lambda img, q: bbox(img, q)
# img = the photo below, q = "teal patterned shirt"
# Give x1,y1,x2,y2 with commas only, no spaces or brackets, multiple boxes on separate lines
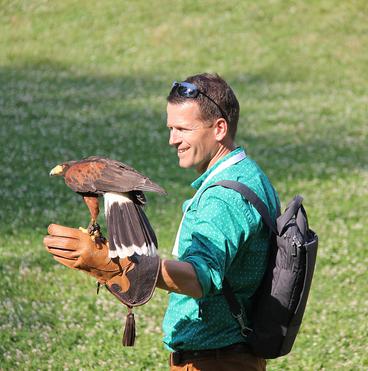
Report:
162,147,279,351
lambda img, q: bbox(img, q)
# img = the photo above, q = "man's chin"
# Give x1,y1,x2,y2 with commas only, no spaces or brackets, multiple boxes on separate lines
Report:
178,160,192,169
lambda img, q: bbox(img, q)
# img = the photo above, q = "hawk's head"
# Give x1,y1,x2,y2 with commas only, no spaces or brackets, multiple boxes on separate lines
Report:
49,161,77,176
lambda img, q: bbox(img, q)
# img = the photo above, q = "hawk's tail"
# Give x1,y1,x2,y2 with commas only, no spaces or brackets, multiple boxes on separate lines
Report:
104,192,158,259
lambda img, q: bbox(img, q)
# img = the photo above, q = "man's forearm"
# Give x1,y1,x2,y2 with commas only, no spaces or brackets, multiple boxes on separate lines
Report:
156,259,203,298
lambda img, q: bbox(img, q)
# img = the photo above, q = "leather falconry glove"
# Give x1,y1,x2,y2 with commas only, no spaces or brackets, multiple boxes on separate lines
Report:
44,224,160,346
44,224,134,287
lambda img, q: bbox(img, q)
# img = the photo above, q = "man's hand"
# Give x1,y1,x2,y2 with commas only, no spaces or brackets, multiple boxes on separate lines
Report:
43,224,133,288
44,224,162,347
44,225,202,301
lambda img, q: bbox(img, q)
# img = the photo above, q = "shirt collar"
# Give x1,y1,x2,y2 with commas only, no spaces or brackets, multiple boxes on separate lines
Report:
191,146,246,190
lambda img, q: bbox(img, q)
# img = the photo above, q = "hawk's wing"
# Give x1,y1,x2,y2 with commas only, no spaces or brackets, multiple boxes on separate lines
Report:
64,157,166,195
104,192,158,258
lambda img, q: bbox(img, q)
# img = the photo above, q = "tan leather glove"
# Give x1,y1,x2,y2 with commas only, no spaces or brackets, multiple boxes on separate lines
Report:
44,223,160,346
43,224,133,290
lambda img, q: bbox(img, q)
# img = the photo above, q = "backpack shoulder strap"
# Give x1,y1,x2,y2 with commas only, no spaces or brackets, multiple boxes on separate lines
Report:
206,180,277,335
211,180,277,235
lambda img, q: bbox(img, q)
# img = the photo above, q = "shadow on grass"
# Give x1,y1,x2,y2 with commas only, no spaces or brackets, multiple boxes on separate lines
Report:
0,61,366,238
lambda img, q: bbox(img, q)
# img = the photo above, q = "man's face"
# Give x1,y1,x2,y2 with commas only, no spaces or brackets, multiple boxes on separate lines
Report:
167,101,220,173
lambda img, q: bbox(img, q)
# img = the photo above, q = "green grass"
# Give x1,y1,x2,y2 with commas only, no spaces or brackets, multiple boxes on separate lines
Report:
0,0,367,369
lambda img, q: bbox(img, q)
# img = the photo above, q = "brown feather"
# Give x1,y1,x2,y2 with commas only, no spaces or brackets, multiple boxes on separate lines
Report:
51,156,166,238
62,157,166,195
83,195,100,221
64,161,106,194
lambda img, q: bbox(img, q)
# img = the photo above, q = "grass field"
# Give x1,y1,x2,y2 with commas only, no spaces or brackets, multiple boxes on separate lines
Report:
0,1,367,370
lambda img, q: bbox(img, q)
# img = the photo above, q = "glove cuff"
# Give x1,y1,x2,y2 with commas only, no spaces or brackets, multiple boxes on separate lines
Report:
105,254,160,307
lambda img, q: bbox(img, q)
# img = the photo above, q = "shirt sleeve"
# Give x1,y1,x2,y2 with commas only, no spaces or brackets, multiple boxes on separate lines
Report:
182,187,261,297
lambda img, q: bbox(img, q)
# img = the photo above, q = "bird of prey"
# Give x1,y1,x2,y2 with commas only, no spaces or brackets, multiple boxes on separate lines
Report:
49,156,166,258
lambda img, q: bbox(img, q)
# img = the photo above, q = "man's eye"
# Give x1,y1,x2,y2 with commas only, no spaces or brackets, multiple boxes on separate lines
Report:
168,127,192,136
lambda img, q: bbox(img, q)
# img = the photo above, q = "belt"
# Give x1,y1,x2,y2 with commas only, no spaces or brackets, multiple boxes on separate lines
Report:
170,342,252,366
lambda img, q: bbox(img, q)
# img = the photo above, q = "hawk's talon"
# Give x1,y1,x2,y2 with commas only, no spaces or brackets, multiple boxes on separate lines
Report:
88,223,101,235
79,227,89,234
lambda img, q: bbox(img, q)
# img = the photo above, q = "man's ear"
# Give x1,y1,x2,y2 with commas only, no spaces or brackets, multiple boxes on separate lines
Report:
214,118,228,141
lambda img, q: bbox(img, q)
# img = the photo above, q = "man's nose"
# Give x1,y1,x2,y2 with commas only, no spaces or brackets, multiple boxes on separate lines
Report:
169,128,181,146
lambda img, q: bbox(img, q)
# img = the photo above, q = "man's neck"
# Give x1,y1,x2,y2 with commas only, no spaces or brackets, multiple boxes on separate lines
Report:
197,143,236,174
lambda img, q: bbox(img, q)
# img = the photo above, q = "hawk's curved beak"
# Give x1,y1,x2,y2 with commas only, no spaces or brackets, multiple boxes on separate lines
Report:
49,165,64,176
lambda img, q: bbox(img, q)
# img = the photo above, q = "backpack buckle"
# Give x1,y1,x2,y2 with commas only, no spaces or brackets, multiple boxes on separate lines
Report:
231,308,253,337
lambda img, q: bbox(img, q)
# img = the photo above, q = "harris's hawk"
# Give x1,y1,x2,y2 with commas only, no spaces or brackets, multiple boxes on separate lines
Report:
50,156,166,259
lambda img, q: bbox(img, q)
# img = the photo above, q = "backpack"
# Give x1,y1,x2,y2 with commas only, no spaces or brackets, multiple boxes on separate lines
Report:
212,180,318,359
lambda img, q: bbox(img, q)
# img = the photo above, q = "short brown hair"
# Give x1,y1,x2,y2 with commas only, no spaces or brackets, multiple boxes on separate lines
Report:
167,73,240,139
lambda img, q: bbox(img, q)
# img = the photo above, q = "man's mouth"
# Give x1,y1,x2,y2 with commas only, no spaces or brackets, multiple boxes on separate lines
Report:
178,148,189,154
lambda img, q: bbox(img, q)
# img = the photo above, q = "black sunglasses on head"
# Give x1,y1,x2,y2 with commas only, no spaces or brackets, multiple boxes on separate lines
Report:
171,81,229,124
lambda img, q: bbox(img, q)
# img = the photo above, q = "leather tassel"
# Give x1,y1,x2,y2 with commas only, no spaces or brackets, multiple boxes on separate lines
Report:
122,307,135,346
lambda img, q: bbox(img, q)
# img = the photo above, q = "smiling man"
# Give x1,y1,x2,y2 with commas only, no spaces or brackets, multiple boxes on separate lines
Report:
43,73,279,370
156,74,279,370
166,100,232,173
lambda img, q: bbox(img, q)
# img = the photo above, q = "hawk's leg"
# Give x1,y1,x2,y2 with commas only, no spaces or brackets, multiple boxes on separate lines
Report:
88,219,101,239
80,195,102,240
80,221,105,243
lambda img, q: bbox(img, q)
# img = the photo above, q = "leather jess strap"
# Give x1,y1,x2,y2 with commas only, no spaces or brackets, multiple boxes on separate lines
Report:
170,342,252,366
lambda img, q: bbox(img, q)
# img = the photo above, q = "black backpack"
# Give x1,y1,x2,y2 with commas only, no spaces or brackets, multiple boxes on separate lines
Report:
212,180,318,359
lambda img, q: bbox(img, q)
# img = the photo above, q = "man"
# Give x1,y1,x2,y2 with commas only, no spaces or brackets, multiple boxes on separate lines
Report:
44,73,279,370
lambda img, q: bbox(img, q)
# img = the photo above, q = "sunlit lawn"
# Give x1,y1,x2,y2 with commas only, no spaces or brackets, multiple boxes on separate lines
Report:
0,1,367,370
